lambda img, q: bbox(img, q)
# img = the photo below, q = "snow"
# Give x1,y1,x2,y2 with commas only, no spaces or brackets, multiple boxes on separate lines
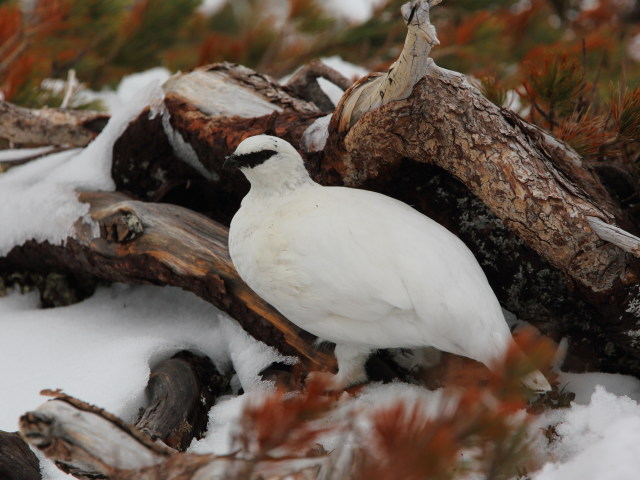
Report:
164,70,283,118
0,146,56,161
535,387,640,480
3,280,640,479
0,72,165,256
0,284,288,430
1,44,640,480
81,67,171,116
302,114,332,152
0,284,289,479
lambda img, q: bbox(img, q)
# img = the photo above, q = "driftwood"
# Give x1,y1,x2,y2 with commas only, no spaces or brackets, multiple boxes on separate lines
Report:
285,59,353,112
0,190,335,372
109,0,639,376
89,57,640,376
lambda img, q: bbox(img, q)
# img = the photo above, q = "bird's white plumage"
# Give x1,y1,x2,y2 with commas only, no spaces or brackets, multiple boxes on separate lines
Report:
227,135,550,391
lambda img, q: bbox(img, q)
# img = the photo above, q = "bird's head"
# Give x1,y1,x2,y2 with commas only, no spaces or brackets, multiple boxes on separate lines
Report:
224,135,313,193
401,0,441,46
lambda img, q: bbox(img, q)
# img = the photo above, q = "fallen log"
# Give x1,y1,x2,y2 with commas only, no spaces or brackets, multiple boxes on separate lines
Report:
16,351,230,479
0,100,108,147
19,392,327,480
0,430,41,480
0,190,335,372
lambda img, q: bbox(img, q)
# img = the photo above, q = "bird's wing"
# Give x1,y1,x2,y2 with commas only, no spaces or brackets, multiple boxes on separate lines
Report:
273,187,509,353
268,187,417,326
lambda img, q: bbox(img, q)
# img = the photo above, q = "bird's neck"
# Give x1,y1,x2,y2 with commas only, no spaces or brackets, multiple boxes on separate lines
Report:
244,171,317,199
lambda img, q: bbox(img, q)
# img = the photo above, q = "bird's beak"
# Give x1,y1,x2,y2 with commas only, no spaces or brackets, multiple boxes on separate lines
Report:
223,154,240,170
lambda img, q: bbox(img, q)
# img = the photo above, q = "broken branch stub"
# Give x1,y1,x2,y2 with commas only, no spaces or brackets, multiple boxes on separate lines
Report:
0,100,108,147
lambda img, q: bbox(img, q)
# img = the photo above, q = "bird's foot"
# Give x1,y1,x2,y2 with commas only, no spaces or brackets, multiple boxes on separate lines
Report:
305,369,368,393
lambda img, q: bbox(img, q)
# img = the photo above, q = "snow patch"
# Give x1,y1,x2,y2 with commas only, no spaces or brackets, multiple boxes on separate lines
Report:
86,67,171,116
0,146,57,162
323,0,386,22
302,114,332,152
0,77,164,256
0,284,289,433
535,386,640,480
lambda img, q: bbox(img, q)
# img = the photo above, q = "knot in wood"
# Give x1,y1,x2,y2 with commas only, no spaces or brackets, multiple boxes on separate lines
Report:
100,210,144,243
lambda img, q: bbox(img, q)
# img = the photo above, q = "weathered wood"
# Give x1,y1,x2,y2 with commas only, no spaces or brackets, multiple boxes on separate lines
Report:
111,63,324,225
324,64,640,372
135,351,231,451
285,59,353,112
20,394,171,479
0,431,41,480
0,191,335,372
587,216,640,258
19,394,326,480
335,0,441,132
0,100,108,147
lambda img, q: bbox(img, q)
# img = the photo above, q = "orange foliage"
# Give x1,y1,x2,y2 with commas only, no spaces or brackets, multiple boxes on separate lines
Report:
454,11,491,46
120,0,150,39
229,330,558,479
0,5,21,41
233,377,338,457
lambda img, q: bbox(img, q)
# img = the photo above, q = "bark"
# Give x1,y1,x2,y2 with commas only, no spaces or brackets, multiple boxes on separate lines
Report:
101,58,640,375
0,100,108,147
0,190,335,372
0,431,41,480
19,393,172,479
19,394,326,480
325,66,640,374
285,59,353,112
134,351,231,451
16,352,231,478
2,2,640,380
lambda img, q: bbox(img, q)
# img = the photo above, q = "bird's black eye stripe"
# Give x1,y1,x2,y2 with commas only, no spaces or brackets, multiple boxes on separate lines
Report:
231,149,277,169
407,4,417,23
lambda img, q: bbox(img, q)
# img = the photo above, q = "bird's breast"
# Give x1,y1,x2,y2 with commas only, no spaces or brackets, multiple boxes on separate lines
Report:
229,207,310,305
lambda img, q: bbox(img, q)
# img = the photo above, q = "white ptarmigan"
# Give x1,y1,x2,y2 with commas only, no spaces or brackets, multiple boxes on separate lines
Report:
225,134,551,392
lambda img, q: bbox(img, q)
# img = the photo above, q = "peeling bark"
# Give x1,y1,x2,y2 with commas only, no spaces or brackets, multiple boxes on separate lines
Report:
325,66,640,374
